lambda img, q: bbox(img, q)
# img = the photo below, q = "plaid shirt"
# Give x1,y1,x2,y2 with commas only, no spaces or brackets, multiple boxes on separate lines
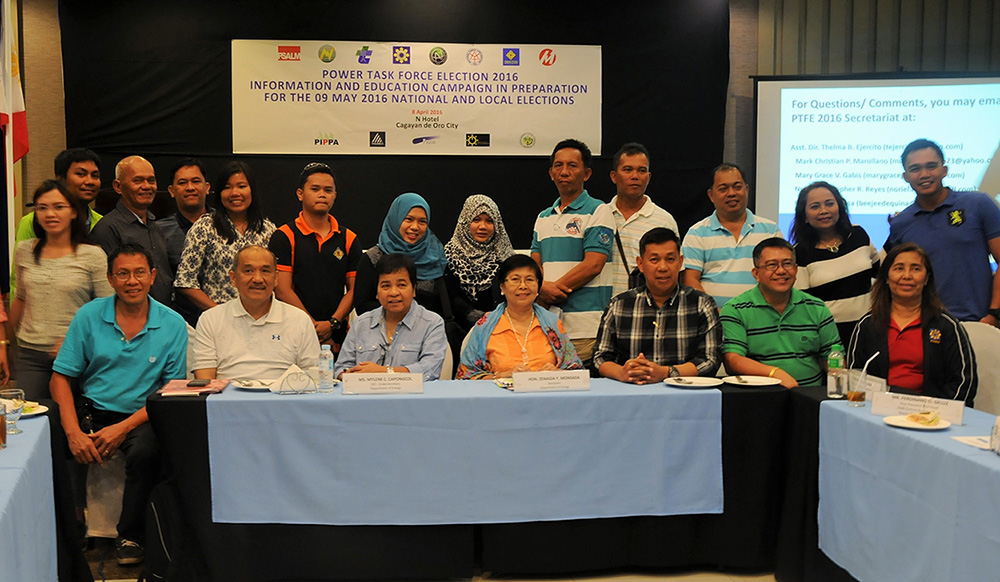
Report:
593,285,722,375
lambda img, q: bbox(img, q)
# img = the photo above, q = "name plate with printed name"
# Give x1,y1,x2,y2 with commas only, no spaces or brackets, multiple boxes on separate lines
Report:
871,391,966,425
511,370,590,392
342,373,423,395
847,369,888,393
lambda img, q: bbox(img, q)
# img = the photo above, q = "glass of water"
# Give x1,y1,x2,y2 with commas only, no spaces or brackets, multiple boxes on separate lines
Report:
0,388,25,434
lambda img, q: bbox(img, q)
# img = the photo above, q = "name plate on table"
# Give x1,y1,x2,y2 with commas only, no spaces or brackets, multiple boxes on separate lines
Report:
511,370,590,392
342,373,423,395
871,391,965,425
847,369,888,393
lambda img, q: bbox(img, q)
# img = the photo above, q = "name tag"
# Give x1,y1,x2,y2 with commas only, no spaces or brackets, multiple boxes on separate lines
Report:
343,373,423,395
871,391,966,425
511,370,590,392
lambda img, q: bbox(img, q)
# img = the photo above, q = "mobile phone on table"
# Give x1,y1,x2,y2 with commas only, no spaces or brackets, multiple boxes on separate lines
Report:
187,379,211,387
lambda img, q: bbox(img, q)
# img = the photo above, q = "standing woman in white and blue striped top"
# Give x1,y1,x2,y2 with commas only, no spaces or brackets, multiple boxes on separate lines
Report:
790,181,879,346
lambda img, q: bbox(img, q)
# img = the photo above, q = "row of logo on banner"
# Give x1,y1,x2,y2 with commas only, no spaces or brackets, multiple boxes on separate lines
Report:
278,45,559,67
318,131,530,148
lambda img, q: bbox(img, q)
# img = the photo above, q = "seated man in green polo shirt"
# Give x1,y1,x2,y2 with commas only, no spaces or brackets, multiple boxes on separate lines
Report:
720,238,840,388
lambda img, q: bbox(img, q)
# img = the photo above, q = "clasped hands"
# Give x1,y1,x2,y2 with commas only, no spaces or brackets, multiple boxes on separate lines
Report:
619,353,669,385
67,422,129,465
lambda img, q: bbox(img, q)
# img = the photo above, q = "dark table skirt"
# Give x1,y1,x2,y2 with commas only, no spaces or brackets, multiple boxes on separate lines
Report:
146,384,811,579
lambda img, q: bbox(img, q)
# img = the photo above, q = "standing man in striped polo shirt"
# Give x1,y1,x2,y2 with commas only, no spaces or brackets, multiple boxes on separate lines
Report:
682,163,782,309
531,139,615,366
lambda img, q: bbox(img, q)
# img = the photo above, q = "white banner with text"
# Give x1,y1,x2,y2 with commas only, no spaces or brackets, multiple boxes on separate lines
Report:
232,40,602,155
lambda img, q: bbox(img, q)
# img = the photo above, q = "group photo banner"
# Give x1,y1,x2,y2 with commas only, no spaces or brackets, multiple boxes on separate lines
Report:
232,40,602,155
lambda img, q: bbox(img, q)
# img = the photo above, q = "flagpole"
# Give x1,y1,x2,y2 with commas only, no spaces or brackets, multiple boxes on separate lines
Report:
2,0,14,269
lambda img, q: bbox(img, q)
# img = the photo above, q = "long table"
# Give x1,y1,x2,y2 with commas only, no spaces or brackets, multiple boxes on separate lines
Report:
206,380,723,525
819,399,1000,582
0,412,57,582
147,380,788,579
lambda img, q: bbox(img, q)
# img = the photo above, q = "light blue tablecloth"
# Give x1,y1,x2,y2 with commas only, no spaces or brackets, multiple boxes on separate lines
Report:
207,378,723,525
0,415,56,582
819,401,1000,582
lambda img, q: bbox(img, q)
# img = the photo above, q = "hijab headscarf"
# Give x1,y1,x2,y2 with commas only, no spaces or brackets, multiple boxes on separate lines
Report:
444,195,515,299
377,192,448,280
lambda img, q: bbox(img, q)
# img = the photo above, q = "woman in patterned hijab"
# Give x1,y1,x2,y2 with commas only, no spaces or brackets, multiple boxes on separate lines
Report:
444,194,515,329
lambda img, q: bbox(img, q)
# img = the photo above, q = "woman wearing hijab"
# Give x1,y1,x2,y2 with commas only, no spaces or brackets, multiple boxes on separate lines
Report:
354,193,450,317
444,194,514,332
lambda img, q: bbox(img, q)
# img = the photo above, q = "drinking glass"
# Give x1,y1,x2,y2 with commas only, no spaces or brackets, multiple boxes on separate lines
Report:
0,388,25,434
846,372,867,407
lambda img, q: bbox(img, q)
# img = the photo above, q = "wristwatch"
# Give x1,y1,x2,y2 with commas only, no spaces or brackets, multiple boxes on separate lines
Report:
329,317,343,330
667,366,681,378
988,307,1000,320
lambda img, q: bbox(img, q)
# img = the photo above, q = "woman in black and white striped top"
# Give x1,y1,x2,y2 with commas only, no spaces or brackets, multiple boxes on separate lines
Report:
790,181,879,346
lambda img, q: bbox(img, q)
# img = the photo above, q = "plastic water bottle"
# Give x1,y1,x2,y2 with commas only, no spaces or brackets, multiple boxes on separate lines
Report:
826,345,846,399
318,345,335,392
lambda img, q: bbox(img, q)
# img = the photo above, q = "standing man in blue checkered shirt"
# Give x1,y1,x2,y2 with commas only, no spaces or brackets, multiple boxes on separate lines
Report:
595,227,722,384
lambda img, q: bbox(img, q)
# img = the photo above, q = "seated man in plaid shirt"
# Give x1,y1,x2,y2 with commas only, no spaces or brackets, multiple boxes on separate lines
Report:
594,227,722,384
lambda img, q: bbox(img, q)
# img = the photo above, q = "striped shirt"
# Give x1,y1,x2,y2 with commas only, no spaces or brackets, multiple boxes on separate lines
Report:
531,190,615,339
606,195,679,298
682,209,782,307
720,286,840,386
593,284,722,376
794,225,879,329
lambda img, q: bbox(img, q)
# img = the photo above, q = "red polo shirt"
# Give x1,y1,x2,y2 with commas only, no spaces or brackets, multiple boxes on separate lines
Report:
887,317,923,391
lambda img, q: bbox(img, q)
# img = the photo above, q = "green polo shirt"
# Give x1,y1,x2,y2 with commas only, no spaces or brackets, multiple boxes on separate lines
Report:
720,286,839,386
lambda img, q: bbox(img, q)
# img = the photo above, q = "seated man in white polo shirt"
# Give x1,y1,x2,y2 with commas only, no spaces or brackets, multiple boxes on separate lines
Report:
193,245,320,379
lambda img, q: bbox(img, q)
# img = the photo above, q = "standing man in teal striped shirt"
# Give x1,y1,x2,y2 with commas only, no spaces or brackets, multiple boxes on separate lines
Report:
682,163,782,308
531,139,615,366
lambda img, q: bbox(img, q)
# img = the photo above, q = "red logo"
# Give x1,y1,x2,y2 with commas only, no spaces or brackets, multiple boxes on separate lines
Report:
278,45,301,61
538,48,556,66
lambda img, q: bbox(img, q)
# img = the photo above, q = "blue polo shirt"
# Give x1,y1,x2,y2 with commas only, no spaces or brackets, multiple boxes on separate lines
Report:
53,295,188,414
886,190,1000,321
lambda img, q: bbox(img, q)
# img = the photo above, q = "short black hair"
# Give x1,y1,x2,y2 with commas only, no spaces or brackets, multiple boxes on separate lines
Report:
550,138,592,169
901,138,945,168
107,243,154,275
169,158,208,185
54,148,101,179
709,163,745,188
752,237,794,266
639,227,680,256
375,253,417,286
611,142,650,172
231,244,276,272
497,254,542,284
297,162,336,190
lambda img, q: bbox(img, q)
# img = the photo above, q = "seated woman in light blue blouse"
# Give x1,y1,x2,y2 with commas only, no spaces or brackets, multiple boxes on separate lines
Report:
335,253,447,381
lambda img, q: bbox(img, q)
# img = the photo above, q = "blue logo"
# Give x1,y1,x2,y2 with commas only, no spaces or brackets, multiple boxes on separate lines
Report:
356,45,373,64
503,48,520,66
393,46,411,64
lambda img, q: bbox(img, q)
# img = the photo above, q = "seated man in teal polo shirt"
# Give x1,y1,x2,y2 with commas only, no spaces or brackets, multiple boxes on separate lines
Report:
50,243,188,566
720,238,839,388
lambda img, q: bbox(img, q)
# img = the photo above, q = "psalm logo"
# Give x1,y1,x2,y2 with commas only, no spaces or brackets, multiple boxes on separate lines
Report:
278,45,301,61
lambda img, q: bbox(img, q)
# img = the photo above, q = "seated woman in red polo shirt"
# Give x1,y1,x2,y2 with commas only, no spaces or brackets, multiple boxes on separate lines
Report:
847,242,977,405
